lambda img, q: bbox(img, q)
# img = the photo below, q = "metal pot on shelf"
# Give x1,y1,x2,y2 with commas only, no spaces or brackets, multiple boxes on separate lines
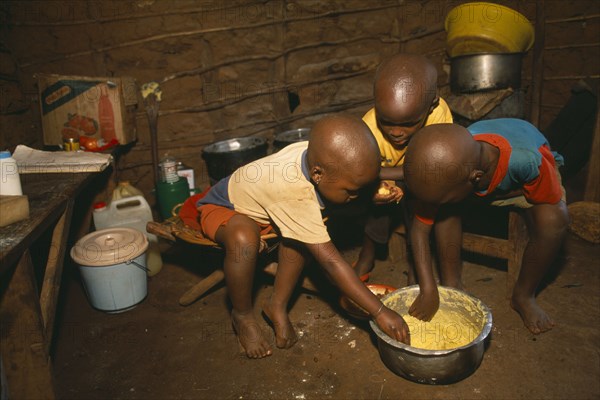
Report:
201,137,268,184
272,128,310,153
450,52,524,94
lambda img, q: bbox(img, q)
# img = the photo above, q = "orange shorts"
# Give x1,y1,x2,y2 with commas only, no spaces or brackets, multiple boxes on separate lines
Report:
198,204,273,242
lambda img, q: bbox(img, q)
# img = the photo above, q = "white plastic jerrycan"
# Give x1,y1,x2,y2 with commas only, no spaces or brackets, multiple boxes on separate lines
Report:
93,195,163,276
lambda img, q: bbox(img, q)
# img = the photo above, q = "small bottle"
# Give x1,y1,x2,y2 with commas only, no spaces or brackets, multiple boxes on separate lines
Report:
0,150,23,196
92,201,108,230
160,154,179,183
112,181,144,201
62,128,80,152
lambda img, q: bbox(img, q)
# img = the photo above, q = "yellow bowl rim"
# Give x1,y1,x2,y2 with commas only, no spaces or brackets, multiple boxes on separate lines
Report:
444,2,534,54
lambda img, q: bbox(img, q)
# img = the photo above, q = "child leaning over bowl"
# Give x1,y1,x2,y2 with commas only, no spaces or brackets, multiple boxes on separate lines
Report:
354,53,455,285
195,114,410,358
403,118,569,334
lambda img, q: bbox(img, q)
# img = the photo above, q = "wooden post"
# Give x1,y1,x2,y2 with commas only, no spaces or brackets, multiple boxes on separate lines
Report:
530,0,546,127
0,251,56,399
583,100,600,202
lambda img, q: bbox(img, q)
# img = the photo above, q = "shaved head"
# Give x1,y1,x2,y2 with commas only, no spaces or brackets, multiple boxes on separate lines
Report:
374,54,439,122
404,124,481,204
308,114,380,178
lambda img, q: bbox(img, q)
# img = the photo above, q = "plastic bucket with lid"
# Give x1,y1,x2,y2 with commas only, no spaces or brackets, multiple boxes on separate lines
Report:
71,227,149,313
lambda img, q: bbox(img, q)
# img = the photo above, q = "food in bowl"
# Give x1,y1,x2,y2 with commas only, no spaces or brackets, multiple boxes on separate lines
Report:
400,306,481,350
339,283,397,320
369,285,492,384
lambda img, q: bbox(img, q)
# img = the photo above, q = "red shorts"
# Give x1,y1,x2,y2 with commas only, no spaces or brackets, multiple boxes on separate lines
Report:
198,204,273,242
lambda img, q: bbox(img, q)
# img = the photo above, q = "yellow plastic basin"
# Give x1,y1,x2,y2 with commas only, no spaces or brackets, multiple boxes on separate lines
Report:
445,2,535,57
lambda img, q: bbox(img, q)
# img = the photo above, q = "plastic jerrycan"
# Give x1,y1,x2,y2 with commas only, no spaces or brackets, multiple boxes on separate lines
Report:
93,195,163,276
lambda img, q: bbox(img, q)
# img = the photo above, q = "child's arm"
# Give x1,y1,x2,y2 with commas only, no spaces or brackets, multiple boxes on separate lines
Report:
305,241,410,344
407,216,440,321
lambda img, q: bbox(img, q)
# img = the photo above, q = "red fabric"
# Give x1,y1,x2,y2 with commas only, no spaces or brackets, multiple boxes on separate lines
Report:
412,200,437,226
178,187,211,230
522,145,562,204
197,204,274,242
473,133,511,197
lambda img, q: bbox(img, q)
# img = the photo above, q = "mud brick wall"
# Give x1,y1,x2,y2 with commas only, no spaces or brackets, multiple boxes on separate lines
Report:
1,0,598,198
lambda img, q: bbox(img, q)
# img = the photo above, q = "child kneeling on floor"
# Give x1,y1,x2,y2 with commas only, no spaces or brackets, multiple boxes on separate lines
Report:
196,114,410,358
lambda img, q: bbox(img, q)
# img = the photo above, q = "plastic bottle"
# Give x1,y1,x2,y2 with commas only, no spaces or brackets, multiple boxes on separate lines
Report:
159,154,180,183
0,150,23,196
112,181,144,201
92,196,163,276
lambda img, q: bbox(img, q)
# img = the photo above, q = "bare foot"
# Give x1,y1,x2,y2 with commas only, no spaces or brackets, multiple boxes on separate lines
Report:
262,302,298,349
510,294,555,334
231,310,272,359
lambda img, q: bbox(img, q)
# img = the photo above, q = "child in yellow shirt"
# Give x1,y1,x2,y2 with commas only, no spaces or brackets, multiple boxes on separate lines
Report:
355,53,455,283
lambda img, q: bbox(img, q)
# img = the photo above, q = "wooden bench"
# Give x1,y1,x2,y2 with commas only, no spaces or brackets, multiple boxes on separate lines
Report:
390,206,528,298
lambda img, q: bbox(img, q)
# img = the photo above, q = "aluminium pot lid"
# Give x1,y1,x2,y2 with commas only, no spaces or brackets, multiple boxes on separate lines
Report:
71,227,149,266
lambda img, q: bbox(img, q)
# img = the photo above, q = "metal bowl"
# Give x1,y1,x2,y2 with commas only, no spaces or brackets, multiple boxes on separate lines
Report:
273,128,310,152
450,52,524,93
369,285,492,385
201,137,268,183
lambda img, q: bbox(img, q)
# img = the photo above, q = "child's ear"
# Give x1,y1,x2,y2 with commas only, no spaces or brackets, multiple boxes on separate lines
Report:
468,170,484,187
428,95,440,115
311,165,324,185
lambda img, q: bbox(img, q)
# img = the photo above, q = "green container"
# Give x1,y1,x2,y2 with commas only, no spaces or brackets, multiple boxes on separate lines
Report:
156,179,189,220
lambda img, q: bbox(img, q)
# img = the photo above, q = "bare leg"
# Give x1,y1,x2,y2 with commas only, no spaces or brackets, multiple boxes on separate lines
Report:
435,205,463,290
402,202,417,286
263,239,306,349
511,202,568,334
354,235,376,277
215,215,272,359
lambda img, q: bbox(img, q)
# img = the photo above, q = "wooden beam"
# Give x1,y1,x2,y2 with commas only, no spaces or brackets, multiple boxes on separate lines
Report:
530,0,546,127
584,99,600,202
0,250,56,399
39,201,74,355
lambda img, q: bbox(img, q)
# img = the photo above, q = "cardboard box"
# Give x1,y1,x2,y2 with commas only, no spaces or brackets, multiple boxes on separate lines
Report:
37,73,138,147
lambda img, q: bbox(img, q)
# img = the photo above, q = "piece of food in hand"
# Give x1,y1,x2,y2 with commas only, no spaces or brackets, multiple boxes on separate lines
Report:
378,187,391,195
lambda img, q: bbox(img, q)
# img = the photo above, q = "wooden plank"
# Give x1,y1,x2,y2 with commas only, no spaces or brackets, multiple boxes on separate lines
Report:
0,250,56,399
179,269,225,306
39,201,74,355
583,100,600,202
530,0,546,127
462,232,512,259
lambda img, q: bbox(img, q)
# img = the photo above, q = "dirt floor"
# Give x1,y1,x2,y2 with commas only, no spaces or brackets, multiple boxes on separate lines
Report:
53,219,600,400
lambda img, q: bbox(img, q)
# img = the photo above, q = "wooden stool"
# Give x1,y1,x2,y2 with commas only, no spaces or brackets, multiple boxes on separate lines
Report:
462,207,528,298
147,217,317,306
390,206,528,298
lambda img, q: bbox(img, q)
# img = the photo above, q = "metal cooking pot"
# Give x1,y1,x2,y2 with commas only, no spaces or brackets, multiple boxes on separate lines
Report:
369,285,492,385
450,52,524,93
273,128,310,152
202,137,268,184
